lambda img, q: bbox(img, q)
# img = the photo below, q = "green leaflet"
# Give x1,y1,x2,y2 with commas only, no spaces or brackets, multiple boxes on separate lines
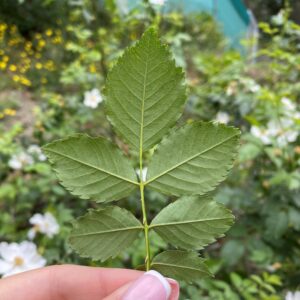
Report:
69,207,143,261
150,196,234,250
146,122,240,196
151,250,211,283
43,134,138,202
105,28,186,152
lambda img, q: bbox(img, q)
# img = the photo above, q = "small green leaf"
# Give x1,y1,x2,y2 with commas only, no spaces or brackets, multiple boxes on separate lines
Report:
146,122,240,196
43,134,138,202
69,206,143,261
105,28,186,152
151,250,211,282
150,196,234,250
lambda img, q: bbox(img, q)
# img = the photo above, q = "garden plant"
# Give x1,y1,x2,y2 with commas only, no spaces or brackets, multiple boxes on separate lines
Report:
43,28,240,281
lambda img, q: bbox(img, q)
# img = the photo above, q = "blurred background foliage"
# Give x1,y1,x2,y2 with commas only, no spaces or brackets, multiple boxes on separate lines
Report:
0,0,300,299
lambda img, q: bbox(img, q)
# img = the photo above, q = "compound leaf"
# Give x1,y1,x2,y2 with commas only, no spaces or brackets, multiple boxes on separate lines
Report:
150,196,234,250
43,134,138,202
146,122,240,196
151,250,211,282
105,28,186,152
69,206,143,261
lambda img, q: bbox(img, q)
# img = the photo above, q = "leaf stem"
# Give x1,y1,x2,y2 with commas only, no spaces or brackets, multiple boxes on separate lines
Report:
139,42,150,271
140,181,151,271
139,143,150,270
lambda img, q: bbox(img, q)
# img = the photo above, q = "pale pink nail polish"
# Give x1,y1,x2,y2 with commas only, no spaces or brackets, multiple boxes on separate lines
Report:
122,270,172,300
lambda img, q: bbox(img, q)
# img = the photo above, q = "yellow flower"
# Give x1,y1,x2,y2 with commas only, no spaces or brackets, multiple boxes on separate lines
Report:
38,39,46,48
0,62,7,70
9,64,17,72
89,64,97,73
20,52,27,58
45,60,55,71
45,29,53,36
4,108,16,116
35,62,42,70
3,56,9,62
20,77,31,86
35,53,42,59
25,41,32,51
52,36,62,44
12,75,20,82
41,77,48,84
0,23,7,32
0,50,4,55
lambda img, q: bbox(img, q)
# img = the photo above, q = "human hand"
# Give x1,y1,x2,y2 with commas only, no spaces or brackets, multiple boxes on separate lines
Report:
0,265,179,300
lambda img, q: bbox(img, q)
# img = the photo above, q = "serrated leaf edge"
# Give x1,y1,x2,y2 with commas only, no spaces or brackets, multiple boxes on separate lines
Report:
68,207,143,262
145,121,241,197
149,197,235,250
43,133,139,202
104,28,187,152
151,250,212,281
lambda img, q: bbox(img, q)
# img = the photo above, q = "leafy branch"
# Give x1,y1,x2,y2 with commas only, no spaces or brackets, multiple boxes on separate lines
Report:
43,28,240,282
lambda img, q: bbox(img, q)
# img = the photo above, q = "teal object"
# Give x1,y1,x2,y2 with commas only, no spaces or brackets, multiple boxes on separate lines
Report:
127,0,252,49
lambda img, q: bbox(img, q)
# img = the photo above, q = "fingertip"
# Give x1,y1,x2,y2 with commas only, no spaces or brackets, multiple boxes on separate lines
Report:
119,270,179,300
167,278,180,300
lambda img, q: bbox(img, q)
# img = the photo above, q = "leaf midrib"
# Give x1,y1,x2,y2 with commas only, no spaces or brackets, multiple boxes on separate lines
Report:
70,225,143,237
145,133,238,185
150,216,232,229
45,149,139,186
139,38,149,162
151,262,206,273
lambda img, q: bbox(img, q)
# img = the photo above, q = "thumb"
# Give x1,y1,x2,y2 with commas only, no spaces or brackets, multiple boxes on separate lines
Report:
104,271,179,300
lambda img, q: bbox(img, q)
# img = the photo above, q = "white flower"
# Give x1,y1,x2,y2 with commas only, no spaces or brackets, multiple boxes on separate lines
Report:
269,119,298,146
277,130,298,147
272,10,284,26
27,144,46,161
250,126,272,145
8,152,34,170
281,97,296,112
286,291,300,300
215,112,230,124
28,212,60,239
149,0,166,5
135,167,148,182
0,241,46,277
83,88,103,109
249,83,260,93
251,119,299,147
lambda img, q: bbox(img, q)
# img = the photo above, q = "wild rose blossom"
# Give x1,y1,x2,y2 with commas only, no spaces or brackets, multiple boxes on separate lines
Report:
28,212,60,239
83,88,103,108
0,241,46,277
215,112,230,124
8,152,34,170
27,144,47,161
